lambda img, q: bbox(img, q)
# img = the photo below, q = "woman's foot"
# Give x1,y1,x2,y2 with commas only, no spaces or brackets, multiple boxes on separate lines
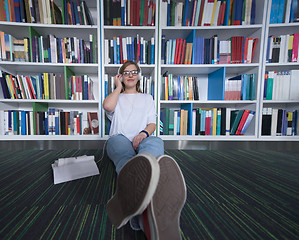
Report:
106,153,160,228
145,155,187,240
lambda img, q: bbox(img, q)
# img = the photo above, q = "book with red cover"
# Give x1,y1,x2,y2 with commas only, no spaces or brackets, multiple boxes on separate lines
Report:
217,1,223,26
10,0,16,22
205,110,212,135
243,37,249,63
26,76,36,99
0,0,6,21
251,38,258,63
136,0,140,26
239,36,244,63
76,113,81,134
173,39,180,64
233,36,241,64
292,33,299,62
231,37,235,63
236,109,250,135
143,0,149,26
235,36,239,63
176,39,183,64
180,39,186,64
198,0,206,26
88,112,99,134
220,1,226,25
130,0,134,25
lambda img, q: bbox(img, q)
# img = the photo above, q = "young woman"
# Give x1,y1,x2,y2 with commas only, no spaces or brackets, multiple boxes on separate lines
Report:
103,61,186,240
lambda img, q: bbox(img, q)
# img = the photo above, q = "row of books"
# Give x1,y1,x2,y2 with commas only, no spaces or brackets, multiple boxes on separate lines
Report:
0,70,95,100
161,35,258,65
160,107,255,136
263,70,299,101
62,0,94,25
0,32,96,64
103,0,156,26
0,0,94,25
266,33,299,63
270,0,299,24
161,0,256,27
104,35,155,65
225,73,256,100
160,74,200,100
262,108,298,136
160,72,256,101
104,74,154,98
0,109,99,136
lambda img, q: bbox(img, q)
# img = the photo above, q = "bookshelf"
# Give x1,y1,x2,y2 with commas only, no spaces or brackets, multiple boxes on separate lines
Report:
0,0,101,140
1,0,299,142
259,0,299,140
157,0,268,140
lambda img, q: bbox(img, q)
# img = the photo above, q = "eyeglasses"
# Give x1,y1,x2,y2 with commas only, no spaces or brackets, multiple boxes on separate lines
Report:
122,70,139,76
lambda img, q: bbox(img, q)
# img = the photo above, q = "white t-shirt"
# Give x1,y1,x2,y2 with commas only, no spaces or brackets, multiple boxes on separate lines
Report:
106,93,156,142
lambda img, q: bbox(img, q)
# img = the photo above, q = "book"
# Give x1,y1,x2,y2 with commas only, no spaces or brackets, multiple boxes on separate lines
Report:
236,109,250,135
289,70,299,100
230,109,244,135
88,112,99,134
262,108,272,135
240,110,255,135
208,67,225,100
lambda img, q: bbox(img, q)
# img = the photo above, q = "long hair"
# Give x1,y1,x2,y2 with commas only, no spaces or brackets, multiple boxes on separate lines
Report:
118,61,142,93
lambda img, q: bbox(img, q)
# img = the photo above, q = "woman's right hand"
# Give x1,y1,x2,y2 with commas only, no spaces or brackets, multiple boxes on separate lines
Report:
103,73,123,112
114,74,123,89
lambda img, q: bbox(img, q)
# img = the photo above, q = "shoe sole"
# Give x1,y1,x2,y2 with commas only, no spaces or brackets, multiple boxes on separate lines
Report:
148,155,187,240
107,153,160,229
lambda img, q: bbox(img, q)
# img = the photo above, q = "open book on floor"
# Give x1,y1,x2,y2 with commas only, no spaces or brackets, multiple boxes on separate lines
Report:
52,155,99,184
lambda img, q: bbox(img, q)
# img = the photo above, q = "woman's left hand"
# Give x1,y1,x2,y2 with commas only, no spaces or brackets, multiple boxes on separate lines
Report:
132,132,147,150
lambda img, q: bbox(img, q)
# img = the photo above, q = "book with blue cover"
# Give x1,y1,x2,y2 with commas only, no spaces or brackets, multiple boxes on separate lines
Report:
208,67,226,100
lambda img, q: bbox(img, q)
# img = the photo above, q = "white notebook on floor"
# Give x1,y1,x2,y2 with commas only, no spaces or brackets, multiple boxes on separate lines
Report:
52,155,100,184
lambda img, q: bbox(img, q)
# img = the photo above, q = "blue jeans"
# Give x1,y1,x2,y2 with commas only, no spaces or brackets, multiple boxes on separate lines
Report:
106,134,164,174
106,134,164,231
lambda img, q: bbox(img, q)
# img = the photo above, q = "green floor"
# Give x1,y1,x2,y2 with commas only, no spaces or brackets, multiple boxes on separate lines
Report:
0,149,298,239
